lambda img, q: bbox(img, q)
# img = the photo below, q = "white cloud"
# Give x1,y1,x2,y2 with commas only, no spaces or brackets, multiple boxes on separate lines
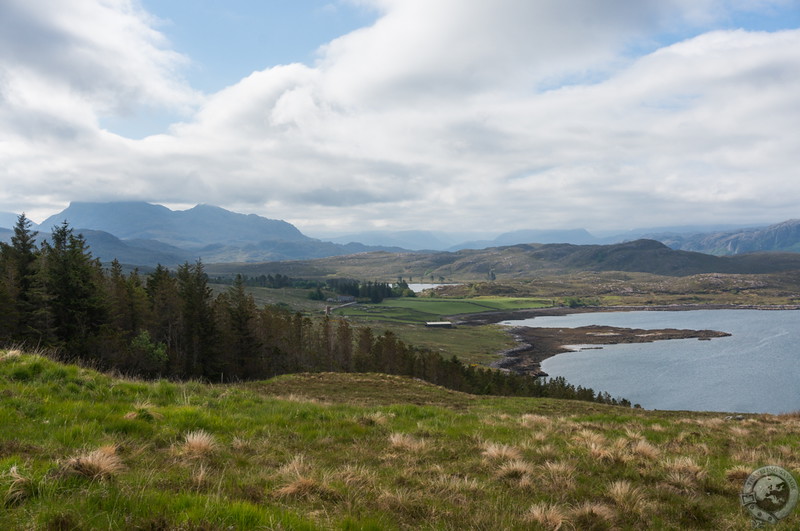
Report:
1,0,798,234
0,0,200,131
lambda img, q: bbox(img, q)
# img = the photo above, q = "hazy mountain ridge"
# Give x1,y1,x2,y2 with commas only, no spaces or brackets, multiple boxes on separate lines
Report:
13,202,407,265
655,219,800,255
3,202,800,267
38,202,308,248
206,238,800,280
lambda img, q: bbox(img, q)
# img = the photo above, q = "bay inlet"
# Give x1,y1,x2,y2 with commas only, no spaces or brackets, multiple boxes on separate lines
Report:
502,309,800,414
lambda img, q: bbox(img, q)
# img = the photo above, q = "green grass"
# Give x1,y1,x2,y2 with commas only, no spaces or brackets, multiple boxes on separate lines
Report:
334,297,551,324
2,350,799,529
332,297,549,364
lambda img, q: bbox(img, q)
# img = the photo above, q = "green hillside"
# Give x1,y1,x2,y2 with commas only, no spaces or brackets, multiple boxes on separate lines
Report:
2,350,798,529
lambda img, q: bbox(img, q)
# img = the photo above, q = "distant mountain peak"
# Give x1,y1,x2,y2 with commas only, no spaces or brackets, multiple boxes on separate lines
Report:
39,201,309,248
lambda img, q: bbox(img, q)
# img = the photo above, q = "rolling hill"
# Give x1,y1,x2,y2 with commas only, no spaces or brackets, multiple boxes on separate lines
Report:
205,238,800,280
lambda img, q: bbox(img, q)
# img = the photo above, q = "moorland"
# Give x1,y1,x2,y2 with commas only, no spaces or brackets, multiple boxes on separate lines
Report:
3,211,800,529
2,350,799,529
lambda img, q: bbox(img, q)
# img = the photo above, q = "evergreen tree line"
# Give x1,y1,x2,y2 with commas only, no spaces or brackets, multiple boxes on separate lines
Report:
0,215,630,406
212,273,293,289
325,278,413,302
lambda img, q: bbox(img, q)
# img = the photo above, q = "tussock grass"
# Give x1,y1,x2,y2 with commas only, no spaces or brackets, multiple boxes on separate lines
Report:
607,480,652,519
524,502,570,530
61,445,124,481
388,432,427,452
179,430,218,459
569,500,616,527
630,439,661,461
2,353,800,529
495,459,535,481
481,442,522,461
520,413,552,428
4,466,34,506
277,455,311,480
273,477,332,500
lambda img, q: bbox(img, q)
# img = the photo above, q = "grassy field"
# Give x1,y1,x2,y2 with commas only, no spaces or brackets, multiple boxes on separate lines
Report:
206,287,540,366
2,350,799,529
334,297,551,324
332,297,550,365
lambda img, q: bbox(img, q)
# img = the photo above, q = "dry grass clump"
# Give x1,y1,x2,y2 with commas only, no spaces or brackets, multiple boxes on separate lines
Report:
230,436,253,453
536,461,576,494
724,465,752,484
630,439,660,461
530,443,560,461
569,501,616,527
0,349,23,361
5,466,34,506
180,430,218,459
62,445,124,481
481,442,522,462
429,473,480,493
693,417,725,428
623,427,644,441
587,442,613,462
278,455,312,480
664,456,707,482
520,414,552,428
660,456,708,493
272,456,338,501
388,433,427,452
336,464,377,488
572,428,606,447
728,425,749,437
123,401,163,421
273,478,322,499
495,459,535,481
524,502,570,530
606,480,650,515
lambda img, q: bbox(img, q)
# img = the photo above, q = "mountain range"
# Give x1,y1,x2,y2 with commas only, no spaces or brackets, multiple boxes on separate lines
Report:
1,202,799,267
205,238,800,280
2,202,404,266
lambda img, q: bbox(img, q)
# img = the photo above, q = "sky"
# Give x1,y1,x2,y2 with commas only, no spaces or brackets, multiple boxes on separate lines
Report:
1,0,799,237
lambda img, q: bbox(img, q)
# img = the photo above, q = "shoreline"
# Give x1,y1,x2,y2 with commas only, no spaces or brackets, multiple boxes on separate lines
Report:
455,304,795,377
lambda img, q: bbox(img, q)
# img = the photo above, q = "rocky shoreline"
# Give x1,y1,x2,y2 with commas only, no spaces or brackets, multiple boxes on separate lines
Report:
455,304,795,377
492,324,730,376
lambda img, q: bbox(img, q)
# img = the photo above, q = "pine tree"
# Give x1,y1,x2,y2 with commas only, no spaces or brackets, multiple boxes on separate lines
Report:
40,221,108,357
217,274,262,380
0,214,49,343
176,261,218,379
145,264,181,370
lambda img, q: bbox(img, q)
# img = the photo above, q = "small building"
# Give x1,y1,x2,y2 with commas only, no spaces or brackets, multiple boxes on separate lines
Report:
425,321,454,328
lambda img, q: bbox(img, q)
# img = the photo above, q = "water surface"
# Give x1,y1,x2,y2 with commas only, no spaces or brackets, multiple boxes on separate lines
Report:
502,310,799,414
